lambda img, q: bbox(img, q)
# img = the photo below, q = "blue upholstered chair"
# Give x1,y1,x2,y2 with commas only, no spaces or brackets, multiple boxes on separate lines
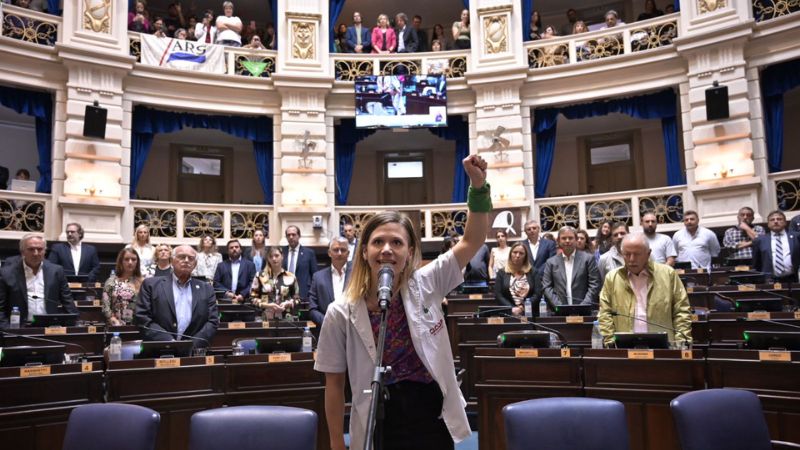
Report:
188,405,317,450
503,397,630,450
62,403,160,450
671,389,800,450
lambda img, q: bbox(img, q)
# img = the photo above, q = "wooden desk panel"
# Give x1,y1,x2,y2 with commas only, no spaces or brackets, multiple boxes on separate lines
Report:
2,327,106,355
211,322,303,348
707,313,800,343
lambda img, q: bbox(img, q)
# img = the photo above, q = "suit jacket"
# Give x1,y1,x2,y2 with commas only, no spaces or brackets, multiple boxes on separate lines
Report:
283,245,318,300
47,242,101,282
0,259,76,328
213,258,257,299
308,263,352,327
542,251,600,307
371,27,397,53
494,269,541,308
416,28,429,52
396,25,419,53
752,231,800,280
526,238,557,273
134,275,219,347
345,25,371,52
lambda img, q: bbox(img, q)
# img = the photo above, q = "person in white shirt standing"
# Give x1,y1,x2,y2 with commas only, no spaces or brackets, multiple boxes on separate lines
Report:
215,1,242,47
641,212,677,266
47,222,101,282
195,9,218,45
672,210,720,269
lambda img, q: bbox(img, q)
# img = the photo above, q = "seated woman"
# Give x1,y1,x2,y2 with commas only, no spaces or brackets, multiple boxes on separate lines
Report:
145,243,172,278
102,248,143,326
494,242,541,316
193,234,222,281
250,246,300,319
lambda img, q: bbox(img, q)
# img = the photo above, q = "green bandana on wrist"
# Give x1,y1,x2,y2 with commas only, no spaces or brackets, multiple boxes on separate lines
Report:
467,182,492,213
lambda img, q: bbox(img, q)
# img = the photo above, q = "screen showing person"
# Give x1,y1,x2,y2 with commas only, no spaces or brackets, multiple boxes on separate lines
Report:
355,75,447,128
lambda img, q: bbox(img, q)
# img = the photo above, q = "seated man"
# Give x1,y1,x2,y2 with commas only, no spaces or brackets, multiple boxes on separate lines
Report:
47,222,101,282
213,239,256,303
0,234,77,328
134,245,219,347
308,237,351,327
752,210,800,282
598,233,692,347
542,226,600,307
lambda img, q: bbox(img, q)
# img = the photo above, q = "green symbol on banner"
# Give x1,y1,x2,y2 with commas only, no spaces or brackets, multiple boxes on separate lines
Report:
241,60,268,77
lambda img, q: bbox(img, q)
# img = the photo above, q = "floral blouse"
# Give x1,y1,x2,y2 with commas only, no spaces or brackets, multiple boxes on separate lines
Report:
193,252,222,280
250,269,300,305
102,274,141,325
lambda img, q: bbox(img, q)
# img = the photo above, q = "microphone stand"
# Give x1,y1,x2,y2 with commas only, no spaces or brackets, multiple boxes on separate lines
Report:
1,330,89,361
364,294,391,450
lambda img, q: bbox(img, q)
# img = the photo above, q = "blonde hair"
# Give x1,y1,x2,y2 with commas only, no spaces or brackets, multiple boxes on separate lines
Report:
504,242,532,274
344,211,421,304
132,224,151,246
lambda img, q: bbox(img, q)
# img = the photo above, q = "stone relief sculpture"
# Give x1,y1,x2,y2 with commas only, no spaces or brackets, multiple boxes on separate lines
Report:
483,15,507,54
698,0,726,13
84,0,112,33
292,22,315,60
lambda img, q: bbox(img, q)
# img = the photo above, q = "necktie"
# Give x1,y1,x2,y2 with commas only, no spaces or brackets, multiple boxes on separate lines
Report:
774,233,786,276
205,24,211,43
289,249,296,274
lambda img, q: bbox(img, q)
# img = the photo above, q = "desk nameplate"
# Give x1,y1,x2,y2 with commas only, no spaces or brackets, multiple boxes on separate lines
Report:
759,351,791,362
43,326,67,335
514,348,539,358
747,312,771,320
627,350,655,360
154,358,181,368
20,366,51,377
565,316,583,324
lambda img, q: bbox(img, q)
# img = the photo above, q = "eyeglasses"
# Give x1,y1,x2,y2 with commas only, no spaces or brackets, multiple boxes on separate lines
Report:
174,254,196,262
330,248,349,254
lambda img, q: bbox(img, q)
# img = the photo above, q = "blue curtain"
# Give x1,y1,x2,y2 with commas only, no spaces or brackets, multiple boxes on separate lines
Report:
270,0,278,48
430,115,470,203
48,0,61,15
761,58,800,173
334,118,375,205
463,0,469,9
0,85,53,193
533,89,682,197
522,0,533,42
330,0,347,52
131,106,274,203
674,0,680,12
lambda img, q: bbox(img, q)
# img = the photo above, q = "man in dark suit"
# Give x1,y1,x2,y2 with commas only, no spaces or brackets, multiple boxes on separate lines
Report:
753,210,800,282
344,11,371,53
395,12,419,53
47,222,100,282
524,219,557,273
135,245,219,347
0,234,76,328
542,226,601,308
213,239,256,303
308,237,352,327
412,15,428,52
283,225,318,300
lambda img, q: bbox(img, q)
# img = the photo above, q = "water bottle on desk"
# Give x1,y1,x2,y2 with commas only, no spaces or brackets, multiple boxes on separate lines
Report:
302,327,313,353
539,298,548,318
591,320,604,349
109,332,122,361
10,307,20,329
523,298,532,318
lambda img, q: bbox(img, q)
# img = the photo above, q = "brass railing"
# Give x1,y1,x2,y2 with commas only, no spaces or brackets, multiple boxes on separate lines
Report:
1,4,59,47
753,0,800,22
332,50,468,81
338,203,470,239
132,201,270,242
0,191,49,234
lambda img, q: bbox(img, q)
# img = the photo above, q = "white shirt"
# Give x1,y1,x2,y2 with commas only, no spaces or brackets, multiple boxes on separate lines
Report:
24,262,45,321
562,252,575,304
215,15,242,44
331,264,347,303
194,22,218,43
398,26,406,52
770,231,792,277
70,242,82,275
347,240,356,262
646,233,677,264
315,250,471,450
598,246,625,281
288,247,298,274
528,240,540,263
230,258,241,293
672,226,720,269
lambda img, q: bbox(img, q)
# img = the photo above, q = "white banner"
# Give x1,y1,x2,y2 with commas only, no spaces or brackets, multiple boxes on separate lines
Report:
140,34,225,74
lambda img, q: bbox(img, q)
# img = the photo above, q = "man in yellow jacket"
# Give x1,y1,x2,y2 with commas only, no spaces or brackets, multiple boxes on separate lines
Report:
598,232,692,347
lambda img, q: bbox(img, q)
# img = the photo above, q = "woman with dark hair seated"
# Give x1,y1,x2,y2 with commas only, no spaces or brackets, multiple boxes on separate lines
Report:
494,242,541,316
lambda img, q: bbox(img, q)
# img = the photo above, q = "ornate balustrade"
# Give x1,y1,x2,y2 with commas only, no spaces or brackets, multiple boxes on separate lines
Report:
0,191,49,236
771,169,800,212
753,0,800,22
127,32,276,77
537,186,686,233
525,14,678,69
131,200,271,243
338,203,470,239
331,49,468,81
1,4,59,47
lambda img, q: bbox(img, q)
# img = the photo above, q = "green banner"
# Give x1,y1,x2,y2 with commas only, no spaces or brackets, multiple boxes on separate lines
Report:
242,60,268,77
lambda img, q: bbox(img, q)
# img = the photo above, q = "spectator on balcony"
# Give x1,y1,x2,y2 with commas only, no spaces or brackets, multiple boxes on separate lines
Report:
542,25,558,39
601,9,624,29
193,234,222,281
174,28,187,40
128,0,151,33
215,1,242,47
195,9,217,44
15,169,30,180
128,224,155,272
572,20,588,34
187,16,197,40
334,23,348,53
243,34,266,50
371,14,397,54
431,23,449,50
396,13,419,53
152,17,167,38
452,8,471,49
638,0,664,21
245,229,268,273
242,19,261,47
264,23,276,50
431,39,443,51
529,10,542,40
412,15,429,52
345,11,371,54
594,220,614,256
163,2,186,37
559,8,579,37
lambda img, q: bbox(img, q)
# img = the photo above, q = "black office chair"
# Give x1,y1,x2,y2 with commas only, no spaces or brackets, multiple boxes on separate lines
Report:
671,388,800,450
189,405,317,450
503,397,630,450
62,403,160,450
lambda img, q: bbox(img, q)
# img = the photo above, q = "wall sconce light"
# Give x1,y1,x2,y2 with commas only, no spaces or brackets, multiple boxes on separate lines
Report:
85,185,102,196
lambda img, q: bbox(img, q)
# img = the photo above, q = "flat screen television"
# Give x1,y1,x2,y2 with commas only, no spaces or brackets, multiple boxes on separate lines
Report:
355,75,447,128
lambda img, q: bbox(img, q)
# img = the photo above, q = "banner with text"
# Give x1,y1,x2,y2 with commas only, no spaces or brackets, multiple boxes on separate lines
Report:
141,34,225,74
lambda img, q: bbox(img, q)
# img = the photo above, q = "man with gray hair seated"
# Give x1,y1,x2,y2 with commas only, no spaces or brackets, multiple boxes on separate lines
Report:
308,237,352,327
542,226,601,309
598,233,692,347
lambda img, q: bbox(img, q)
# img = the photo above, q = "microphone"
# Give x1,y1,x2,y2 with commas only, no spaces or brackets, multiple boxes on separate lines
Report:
377,265,394,310
759,290,799,310
497,313,570,348
136,324,210,347
609,310,692,345
735,317,800,330
471,306,513,319
1,330,89,358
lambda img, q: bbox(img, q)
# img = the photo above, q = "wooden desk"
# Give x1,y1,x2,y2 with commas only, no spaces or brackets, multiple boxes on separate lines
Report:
474,348,583,450
2,326,107,355
0,361,103,450
445,297,498,358
707,349,800,443
74,299,104,323
211,321,305,348
225,353,329,450
707,312,800,343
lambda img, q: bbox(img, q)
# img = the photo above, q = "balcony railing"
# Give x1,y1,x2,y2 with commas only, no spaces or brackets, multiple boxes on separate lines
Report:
1,4,59,47
132,200,271,243
525,14,678,69
332,49,468,81
0,191,50,236
753,0,800,22
338,203,473,239
770,169,800,212
537,185,686,233
128,32,276,78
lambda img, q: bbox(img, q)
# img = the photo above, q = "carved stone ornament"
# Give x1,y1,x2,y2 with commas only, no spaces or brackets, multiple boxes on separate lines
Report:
698,0,726,13
83,0,112,33
483,14,507,54
292,21,315,60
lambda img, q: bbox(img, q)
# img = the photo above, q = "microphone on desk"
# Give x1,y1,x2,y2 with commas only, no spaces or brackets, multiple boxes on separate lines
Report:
609,310,692,346
239,302,318,345
136,324,209,347
496,312,570,348
471,306,513,319
0,330,89,359
734,316,800,330
757,290,799,311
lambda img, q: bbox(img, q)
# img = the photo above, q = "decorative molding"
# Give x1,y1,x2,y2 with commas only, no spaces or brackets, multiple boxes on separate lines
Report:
284,12,323,20
483,15,508,55
291,21,315,60
698,0,726,14
476,4,513,14
83,0,112,34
